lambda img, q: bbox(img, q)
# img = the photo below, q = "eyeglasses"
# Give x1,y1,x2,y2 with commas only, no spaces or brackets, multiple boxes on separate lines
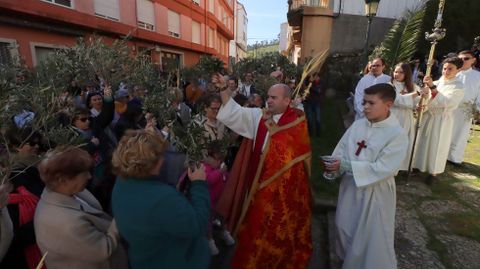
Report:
460,57,472,61
208,107,220,111
77,117,90,122
370,64,381,67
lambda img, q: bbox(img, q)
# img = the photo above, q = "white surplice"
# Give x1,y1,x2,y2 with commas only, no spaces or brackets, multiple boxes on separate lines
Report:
354,73,392,120
413,77,465,174
448,68,480,163
216,97,281,151
332,114,408,269
391,81,421,170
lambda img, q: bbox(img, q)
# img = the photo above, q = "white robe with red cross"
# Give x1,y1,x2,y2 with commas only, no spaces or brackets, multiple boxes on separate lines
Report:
332,114,408,269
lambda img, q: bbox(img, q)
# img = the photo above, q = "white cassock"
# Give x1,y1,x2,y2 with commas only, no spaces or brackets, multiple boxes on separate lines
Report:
413,77,465,174
390,81,421,170
332,114,408,269
354,73,391,120
216,97,282,150
448,68,480,163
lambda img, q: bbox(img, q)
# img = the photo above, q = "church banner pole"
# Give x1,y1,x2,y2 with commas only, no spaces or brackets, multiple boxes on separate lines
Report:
406,0,447,184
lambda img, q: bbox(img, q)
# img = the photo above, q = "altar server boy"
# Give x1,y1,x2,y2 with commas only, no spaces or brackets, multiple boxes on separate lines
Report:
324,83,408,269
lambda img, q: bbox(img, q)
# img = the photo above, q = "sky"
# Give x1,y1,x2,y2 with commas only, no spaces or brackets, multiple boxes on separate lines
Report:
240,0,289,45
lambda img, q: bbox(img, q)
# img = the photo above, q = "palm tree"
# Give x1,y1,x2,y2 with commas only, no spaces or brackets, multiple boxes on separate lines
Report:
370,3,427,73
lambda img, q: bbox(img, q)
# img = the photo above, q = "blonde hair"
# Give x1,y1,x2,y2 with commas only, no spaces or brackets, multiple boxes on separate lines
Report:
112,130,168,178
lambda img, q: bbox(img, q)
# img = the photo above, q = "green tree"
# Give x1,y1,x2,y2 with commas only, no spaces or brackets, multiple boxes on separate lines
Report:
370,5,426,73
419,0,480,56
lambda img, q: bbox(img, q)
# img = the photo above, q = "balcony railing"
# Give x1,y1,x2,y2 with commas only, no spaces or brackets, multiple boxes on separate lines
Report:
289,0,330,10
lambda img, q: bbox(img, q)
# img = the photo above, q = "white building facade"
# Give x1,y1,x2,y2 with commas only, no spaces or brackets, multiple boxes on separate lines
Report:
230,1,248,64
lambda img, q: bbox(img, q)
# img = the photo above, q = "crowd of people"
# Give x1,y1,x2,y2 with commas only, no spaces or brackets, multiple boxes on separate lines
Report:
0,47,478,269
0,67,315,269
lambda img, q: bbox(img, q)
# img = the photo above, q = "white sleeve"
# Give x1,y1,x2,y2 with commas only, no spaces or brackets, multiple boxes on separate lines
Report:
354,79,365,116
394,93,415,109
431,88,465,109
475,80,480,110
216,98,262,139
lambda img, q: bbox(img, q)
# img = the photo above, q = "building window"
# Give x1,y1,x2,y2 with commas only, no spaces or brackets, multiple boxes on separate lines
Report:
137,0,155,31
208,0,214,13
208,27,214,48
42,0,72,8
192,21,201,44
34,46,57,65
94,0,119,21
192,0,200,6
168,10,181,38
161,51,182,72
0,40,17,66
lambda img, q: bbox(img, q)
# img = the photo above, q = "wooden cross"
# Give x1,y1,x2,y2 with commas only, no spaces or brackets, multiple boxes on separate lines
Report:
355,140,367,156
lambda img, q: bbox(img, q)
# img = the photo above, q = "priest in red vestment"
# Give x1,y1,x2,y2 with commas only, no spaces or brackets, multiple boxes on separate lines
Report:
215,77,312,269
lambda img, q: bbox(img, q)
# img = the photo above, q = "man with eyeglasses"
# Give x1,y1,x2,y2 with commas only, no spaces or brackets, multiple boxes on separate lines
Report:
448,50,480,166
354,58,391,120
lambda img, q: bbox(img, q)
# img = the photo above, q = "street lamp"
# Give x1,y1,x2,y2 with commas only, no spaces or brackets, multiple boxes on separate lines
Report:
363,0,381,66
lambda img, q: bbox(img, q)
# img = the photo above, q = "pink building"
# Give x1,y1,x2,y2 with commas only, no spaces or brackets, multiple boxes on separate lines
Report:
0,0,235,69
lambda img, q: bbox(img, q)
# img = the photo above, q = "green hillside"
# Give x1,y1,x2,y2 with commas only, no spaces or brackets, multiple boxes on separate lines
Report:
247,44,279,58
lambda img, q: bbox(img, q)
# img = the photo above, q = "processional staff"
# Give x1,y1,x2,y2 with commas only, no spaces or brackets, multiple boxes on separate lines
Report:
406,0,447,184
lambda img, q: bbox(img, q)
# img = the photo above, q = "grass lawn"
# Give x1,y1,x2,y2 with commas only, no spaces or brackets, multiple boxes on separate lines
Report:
309,97,347,201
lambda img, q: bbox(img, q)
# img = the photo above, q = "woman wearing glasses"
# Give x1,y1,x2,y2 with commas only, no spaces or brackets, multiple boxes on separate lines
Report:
194,94,226,142
75,85,116,209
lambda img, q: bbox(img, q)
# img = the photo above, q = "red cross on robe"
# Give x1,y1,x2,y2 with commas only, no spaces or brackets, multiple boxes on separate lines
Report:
355,140,367,156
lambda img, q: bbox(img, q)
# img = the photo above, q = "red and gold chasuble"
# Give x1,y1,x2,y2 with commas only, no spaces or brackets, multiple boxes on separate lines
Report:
231,107,312,269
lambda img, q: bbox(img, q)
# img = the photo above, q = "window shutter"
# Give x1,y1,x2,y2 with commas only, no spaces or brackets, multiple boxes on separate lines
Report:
137,0,155,30
192,21,201,44
168,10,181,37
94,0,119,21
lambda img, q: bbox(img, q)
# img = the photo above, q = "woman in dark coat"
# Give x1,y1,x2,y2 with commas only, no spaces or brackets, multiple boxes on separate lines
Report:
111,130,211,269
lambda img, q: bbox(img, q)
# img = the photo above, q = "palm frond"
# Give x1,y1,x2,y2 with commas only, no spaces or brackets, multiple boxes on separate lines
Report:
370,4,427,72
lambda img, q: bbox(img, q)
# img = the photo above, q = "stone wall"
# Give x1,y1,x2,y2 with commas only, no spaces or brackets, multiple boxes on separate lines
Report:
330,14,395,54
